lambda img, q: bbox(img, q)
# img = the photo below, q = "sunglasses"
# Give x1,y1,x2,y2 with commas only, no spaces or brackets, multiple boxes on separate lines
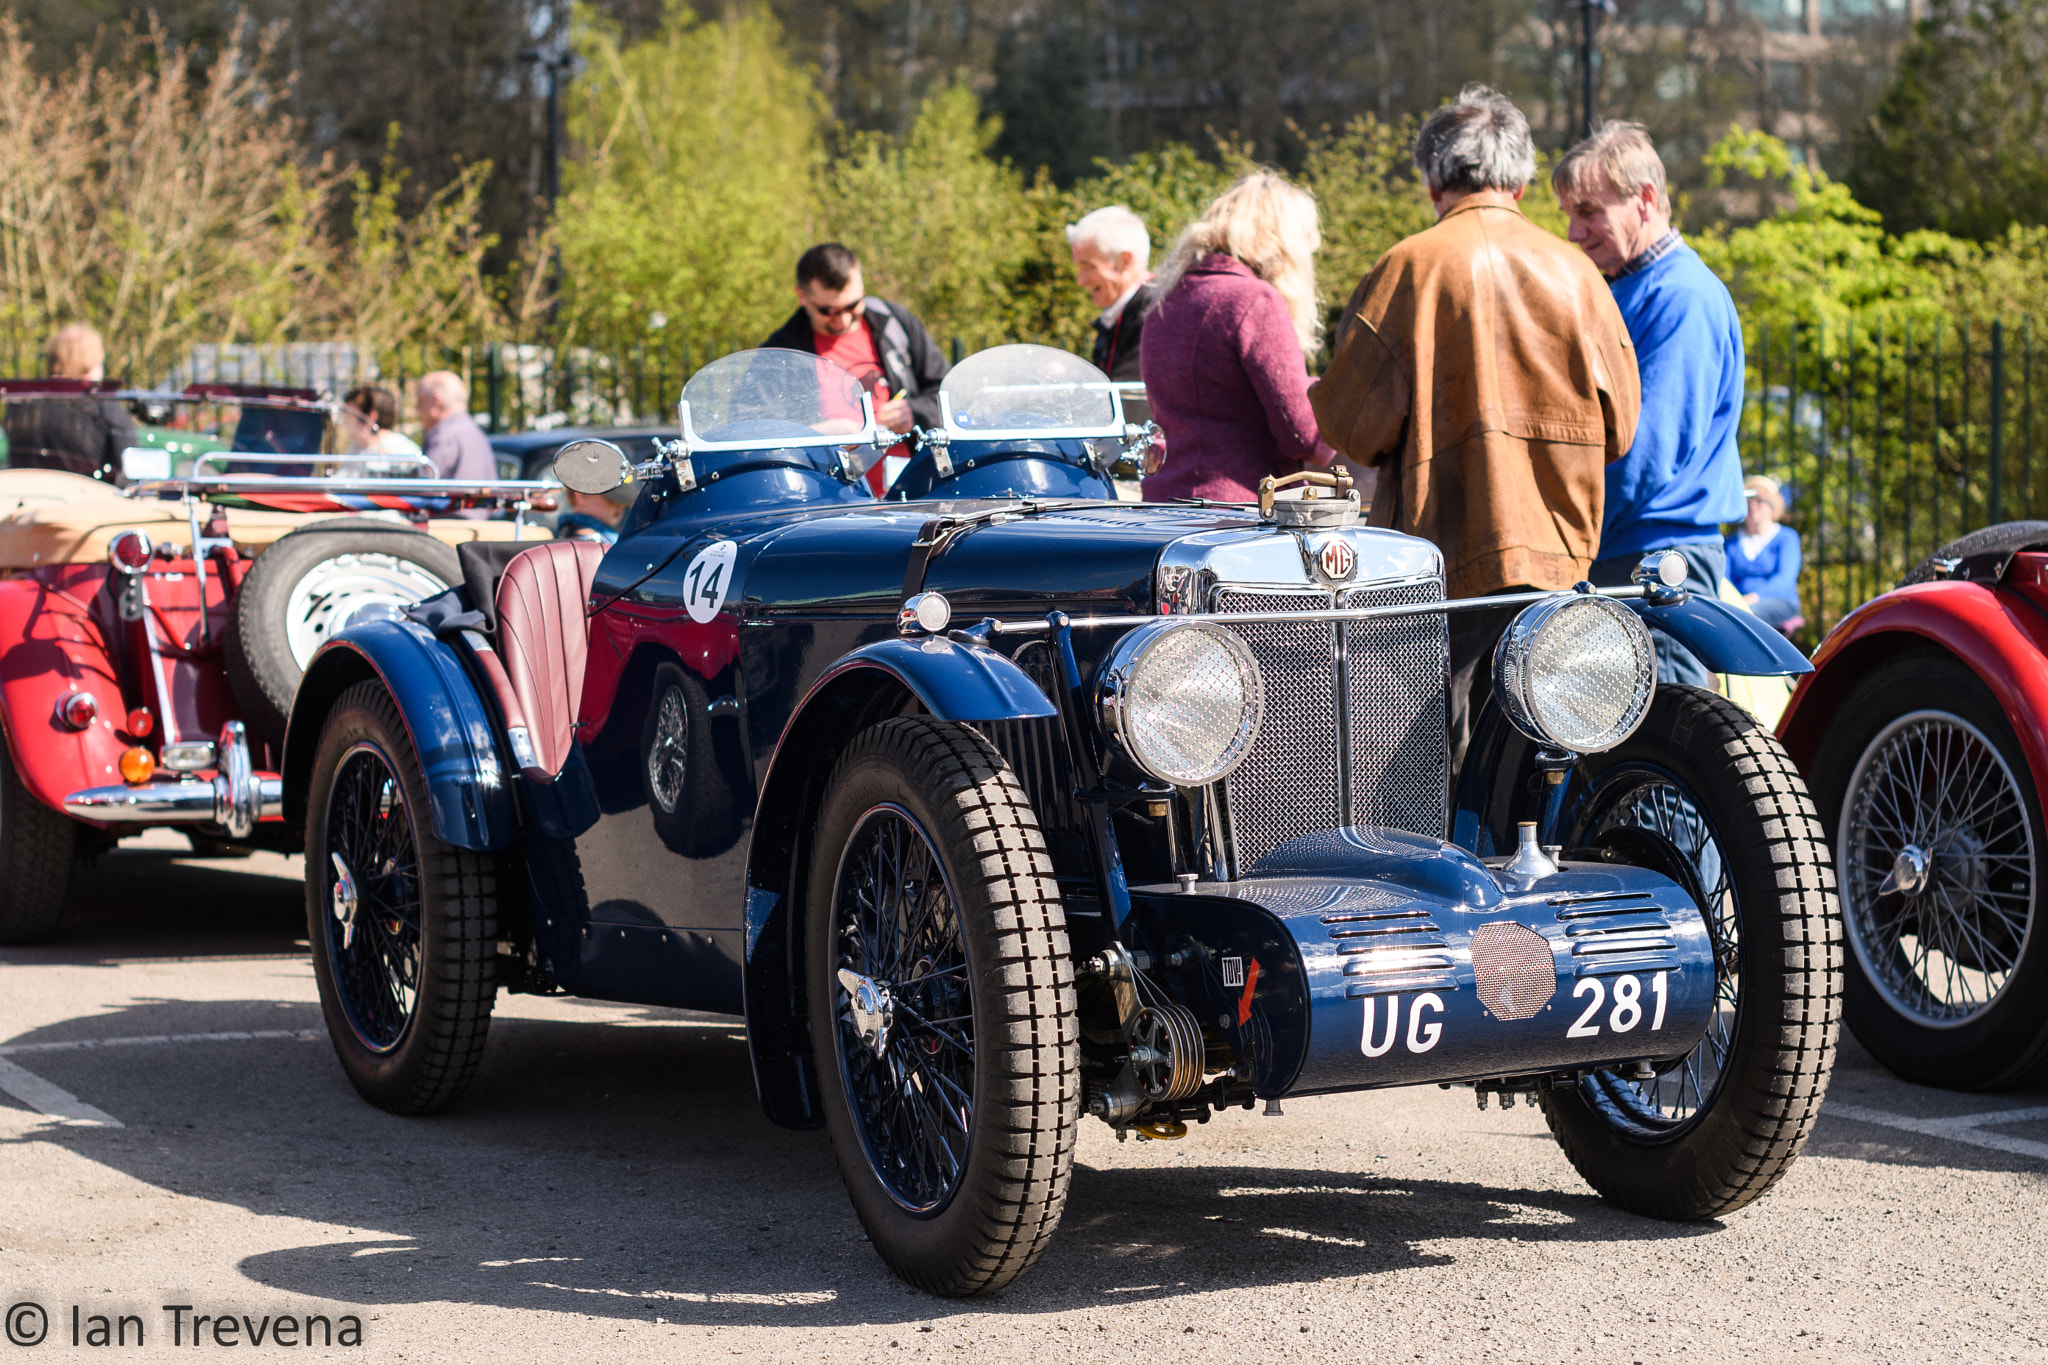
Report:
807,296,865,319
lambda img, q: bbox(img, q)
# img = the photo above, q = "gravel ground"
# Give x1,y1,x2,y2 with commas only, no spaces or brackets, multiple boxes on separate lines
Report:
1,831,2044,1363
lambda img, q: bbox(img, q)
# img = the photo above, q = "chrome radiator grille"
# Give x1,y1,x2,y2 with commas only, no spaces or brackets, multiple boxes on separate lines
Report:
1213,577,1448,868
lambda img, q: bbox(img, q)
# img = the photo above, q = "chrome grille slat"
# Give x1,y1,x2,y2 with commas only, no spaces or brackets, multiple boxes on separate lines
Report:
1213,576,1449,868
1341,579,1449,839
1213,587,1340,866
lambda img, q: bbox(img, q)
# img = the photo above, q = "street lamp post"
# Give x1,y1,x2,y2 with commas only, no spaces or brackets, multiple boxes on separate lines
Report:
517,48,580,210
1575,0,1617,137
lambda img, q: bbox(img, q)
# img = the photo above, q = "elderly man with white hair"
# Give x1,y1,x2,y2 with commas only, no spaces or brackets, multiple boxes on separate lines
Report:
1554,119,1748,686
1066,205,1154,381
415,370,496,518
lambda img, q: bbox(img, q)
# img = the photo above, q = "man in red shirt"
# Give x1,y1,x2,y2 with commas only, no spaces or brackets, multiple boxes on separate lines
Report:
763,243,951,493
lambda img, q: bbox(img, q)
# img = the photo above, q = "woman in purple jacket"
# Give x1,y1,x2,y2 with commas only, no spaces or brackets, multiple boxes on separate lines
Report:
1139,174,1333,504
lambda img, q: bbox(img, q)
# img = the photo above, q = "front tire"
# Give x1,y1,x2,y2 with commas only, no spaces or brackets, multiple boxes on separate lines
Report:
0,742,73,945
307,680,498,1114
1541,686,1839,1220
1810,651,2048,1089
804,717,1077,1296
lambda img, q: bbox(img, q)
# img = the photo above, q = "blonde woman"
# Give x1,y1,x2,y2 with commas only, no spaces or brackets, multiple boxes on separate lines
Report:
1139,173,1333,503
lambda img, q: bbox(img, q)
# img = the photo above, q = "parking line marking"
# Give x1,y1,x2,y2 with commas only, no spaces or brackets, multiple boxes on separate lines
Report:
0,1027,325,1057
0,1058,123,1127
1829,1102,2048,1161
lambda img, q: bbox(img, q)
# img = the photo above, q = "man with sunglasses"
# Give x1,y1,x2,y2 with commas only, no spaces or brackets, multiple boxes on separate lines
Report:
763,243,950,452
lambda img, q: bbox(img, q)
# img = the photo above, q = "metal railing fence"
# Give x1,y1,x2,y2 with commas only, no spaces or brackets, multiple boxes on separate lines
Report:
1744,319,2047,646
11,320,2038,645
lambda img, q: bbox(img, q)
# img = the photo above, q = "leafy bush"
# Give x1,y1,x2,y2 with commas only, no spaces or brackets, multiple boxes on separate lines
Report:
556,4,823,359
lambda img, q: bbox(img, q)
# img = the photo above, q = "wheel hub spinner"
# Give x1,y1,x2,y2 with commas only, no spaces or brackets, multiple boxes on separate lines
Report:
838,968,895,1058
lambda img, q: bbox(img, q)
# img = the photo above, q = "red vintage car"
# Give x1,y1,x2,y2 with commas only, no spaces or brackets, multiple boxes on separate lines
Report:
1780,521,2048,1090
0,381,550,944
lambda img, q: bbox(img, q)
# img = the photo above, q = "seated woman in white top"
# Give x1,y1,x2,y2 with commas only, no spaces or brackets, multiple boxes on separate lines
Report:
339,385,425,476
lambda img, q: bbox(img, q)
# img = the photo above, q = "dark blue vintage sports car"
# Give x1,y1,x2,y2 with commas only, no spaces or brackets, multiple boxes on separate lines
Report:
281,345,1838,1296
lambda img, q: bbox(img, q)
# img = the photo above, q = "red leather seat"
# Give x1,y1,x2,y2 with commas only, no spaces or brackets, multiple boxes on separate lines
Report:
480,541,605,781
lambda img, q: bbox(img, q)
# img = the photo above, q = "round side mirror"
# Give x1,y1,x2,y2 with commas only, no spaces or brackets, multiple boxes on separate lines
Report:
553,439,630,495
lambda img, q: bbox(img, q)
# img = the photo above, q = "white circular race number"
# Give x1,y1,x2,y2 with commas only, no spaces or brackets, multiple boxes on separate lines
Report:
682,540,739,624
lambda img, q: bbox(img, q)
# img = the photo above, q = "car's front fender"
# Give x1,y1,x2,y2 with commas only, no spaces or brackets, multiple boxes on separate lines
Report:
1625,591,1813,677
1777,581,2048,803
818,636,1059,724
281,619,516,851
738,634,1057,1131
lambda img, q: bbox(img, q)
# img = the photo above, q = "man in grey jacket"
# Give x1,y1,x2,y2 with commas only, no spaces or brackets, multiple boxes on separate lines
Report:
416,370,496,519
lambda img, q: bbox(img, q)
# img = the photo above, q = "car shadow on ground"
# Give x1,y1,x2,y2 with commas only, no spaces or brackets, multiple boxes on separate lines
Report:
0,836,305,967
9,843,2044,1325
2,993,1770,1331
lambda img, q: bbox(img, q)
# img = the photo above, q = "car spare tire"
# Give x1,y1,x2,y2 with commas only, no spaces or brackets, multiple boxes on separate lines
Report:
227,520,461,747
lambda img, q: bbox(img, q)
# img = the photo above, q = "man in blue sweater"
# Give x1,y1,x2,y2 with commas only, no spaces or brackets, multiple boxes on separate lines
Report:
1553,123,1748,685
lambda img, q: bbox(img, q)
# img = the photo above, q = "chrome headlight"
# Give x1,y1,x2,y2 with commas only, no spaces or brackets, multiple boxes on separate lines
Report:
1492,594,1656,753
1097,621,1264,786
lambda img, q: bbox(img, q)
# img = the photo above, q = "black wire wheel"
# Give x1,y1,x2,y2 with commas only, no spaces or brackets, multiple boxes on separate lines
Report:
1542,685,1839,1220
1811,650,2048,1088
1567,770,1741,1137
645,682,691,816
805,716,1076,1296
306,679,499,1114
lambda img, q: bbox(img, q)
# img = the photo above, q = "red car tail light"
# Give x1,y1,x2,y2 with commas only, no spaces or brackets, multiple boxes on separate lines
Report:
126,707,155,738
108,529,153,574
55,691,98,730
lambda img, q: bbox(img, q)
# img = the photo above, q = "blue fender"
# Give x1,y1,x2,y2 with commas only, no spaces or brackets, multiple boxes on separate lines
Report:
817,636,1058,722
281,618,516,851
1625,591,1813,677
739,634,1056,1130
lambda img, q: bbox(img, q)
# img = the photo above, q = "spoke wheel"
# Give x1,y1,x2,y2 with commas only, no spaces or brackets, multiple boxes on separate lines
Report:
307,680,498,1114
805,717,1076,1296
323,744,424,1052
1844,713,2033,1026
1540,685,1838,1220
1811,652,2048,1089
1570,771,1739,1139
645,684,691,815
832,805,977,1214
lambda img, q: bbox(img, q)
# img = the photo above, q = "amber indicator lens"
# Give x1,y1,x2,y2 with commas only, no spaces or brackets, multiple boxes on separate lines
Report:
118,746,157,785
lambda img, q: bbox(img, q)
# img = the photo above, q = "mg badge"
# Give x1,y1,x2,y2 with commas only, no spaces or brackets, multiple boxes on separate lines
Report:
1316,536,1356,582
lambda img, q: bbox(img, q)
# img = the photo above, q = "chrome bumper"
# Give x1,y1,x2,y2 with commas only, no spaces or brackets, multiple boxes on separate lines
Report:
62,721,280,837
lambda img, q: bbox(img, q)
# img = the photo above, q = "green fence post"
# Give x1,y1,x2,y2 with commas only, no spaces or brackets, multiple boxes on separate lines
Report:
1991,319,2007,525
487,343,505,434
951,336,964,366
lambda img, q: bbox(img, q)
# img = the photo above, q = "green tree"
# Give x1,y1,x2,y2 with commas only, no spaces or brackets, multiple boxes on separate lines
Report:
1851,0,2048,239
816,85,1038,350
556,3,826,355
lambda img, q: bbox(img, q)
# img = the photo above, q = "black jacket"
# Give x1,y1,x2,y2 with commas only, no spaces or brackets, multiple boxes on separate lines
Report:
3,397,137,485
1090,282,1155,383
762,297,950,430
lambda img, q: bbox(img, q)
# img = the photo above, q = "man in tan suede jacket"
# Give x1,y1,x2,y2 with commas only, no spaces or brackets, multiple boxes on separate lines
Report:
1311,84,1640,764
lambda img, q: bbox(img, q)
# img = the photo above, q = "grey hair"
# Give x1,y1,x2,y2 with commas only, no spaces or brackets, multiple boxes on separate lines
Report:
1065,205,1151,271
1412,84,1537,197
1552,120,1670,214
